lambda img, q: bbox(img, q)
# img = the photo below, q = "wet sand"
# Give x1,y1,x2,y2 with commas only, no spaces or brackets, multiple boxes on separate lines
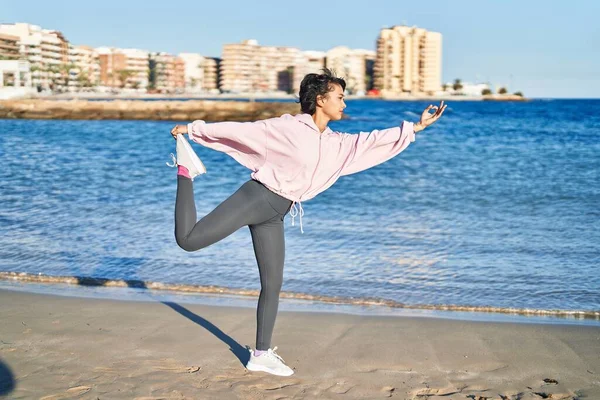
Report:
0,289,598,399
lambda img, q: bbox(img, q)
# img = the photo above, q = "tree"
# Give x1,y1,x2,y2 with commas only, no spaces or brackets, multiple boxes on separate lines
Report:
116,69,135,89
148,57,157,91
452,79,463,92
514,91,524,97
77,71,92,88
58,63,76,89
442,83,448,91
481,88,492,95
498,87,508,94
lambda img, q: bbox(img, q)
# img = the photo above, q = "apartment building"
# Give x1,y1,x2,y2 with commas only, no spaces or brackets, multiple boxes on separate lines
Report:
178,53,204,92
150,52,184,93
220,40,302,93
97,47,149,90
294,50,326,91
68,45,100,90
0,33,20,60
326,47,375,95
203,57,220,92
0,23,69,90
374,25,442,96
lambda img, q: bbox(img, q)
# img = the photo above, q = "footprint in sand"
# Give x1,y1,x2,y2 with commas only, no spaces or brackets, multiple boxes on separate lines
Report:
39,385,91,400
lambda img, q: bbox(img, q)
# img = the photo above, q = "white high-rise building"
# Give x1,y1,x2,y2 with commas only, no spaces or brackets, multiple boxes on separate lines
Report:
178,53,205,92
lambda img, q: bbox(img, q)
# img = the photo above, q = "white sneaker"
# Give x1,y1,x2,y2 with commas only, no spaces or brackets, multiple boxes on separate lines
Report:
167,134,206,180
246,347,294,376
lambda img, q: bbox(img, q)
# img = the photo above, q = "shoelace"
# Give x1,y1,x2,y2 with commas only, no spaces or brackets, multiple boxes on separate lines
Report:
267,346,285,363
166,153,177,168
289,201,305,234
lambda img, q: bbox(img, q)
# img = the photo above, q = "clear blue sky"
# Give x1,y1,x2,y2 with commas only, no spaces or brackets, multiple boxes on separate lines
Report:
4,0,599,98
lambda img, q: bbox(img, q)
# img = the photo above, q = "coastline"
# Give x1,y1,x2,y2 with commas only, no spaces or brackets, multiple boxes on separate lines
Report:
0,288,598,399
36,91,529,102
0,98,300,121
0,93,526,121
1,272,598,325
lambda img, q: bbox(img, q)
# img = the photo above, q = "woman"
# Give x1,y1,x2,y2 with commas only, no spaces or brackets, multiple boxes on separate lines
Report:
169,69,446,376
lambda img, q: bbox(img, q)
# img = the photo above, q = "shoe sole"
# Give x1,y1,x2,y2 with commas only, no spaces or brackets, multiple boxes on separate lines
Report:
246,362,294,376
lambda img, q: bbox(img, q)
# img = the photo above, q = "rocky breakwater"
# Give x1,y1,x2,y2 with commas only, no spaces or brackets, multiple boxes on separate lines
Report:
0,99,300,122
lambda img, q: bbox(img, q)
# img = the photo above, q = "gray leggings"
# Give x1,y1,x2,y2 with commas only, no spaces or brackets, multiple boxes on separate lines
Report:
175,176,293,350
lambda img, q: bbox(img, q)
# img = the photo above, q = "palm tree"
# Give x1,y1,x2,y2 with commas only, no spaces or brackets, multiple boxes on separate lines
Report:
116,69,135,89
452,79,463,92
498,87,508,95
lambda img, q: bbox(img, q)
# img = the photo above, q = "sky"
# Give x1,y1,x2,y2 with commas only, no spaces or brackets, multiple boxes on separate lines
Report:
3,0,599,98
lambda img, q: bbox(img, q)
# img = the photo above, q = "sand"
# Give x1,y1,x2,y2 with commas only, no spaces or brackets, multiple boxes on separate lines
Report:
0,289,598,399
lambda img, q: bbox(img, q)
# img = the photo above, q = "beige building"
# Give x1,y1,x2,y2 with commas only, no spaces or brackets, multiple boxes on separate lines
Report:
326,46,375,95
152,52,185,93
68,45,100,90
374,25,442,96
0,23,70,90
220,40,302,94
203,57,219,92
97,47,149,90
0,33,20,60
294,50,326,90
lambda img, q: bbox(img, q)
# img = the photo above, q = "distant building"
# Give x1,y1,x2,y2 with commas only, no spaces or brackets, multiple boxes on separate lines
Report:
0,60,32,88
0,23,70,91
220,40,301,94
203,57,220,92
68,45,100,91
97,47,149,91
150,52,185,93
291,50,326,93
326,46,375,95
0,33,20,60
178,53,204,92
374,25,442,96
456,82,490,96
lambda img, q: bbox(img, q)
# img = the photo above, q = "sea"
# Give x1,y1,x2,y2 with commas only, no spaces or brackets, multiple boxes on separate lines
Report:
1,98,598,325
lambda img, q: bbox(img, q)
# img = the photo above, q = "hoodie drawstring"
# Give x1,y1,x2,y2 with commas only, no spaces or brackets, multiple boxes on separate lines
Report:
289,201,304,234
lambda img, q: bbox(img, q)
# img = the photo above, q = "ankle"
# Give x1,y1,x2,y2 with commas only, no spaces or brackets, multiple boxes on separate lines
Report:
254,349,267,356
177,165,191,179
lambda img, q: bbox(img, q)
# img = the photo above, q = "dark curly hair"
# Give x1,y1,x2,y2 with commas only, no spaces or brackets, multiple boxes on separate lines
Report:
299,68,346,115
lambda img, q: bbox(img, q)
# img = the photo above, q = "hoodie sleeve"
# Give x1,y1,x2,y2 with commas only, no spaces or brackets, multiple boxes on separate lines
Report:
187,120,268,172
338,121,415,176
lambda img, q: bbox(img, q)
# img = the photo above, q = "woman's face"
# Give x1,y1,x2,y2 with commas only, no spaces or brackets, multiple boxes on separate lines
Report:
318,84,346,120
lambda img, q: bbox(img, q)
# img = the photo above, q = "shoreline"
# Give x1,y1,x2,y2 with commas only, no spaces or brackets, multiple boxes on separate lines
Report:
39,91,529,102
0,98,300,121
2,271,598,325
1,288,598,399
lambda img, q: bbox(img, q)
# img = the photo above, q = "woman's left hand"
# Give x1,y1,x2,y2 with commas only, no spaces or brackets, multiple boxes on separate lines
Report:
415,101,447,132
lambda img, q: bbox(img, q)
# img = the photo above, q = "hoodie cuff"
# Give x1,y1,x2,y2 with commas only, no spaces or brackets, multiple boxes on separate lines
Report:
187,120,206,141
402,121,416,143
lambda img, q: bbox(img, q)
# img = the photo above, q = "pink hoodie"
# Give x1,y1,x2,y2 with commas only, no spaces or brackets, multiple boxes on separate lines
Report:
187,113,415,232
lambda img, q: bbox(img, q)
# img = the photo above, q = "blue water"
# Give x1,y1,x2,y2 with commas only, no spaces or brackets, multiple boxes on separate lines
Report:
0,99,599,314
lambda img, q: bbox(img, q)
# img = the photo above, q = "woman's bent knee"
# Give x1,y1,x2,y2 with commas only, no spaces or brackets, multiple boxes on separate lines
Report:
175,234,200,252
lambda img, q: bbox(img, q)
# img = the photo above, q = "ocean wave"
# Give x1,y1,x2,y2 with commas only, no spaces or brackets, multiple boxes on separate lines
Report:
2,272,598,321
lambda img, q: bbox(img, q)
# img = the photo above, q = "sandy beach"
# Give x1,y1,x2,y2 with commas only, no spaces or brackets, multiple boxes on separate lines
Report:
0,289,598,399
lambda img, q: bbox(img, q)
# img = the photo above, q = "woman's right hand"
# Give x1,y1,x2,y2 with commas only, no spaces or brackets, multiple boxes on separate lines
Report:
170,124,188,139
